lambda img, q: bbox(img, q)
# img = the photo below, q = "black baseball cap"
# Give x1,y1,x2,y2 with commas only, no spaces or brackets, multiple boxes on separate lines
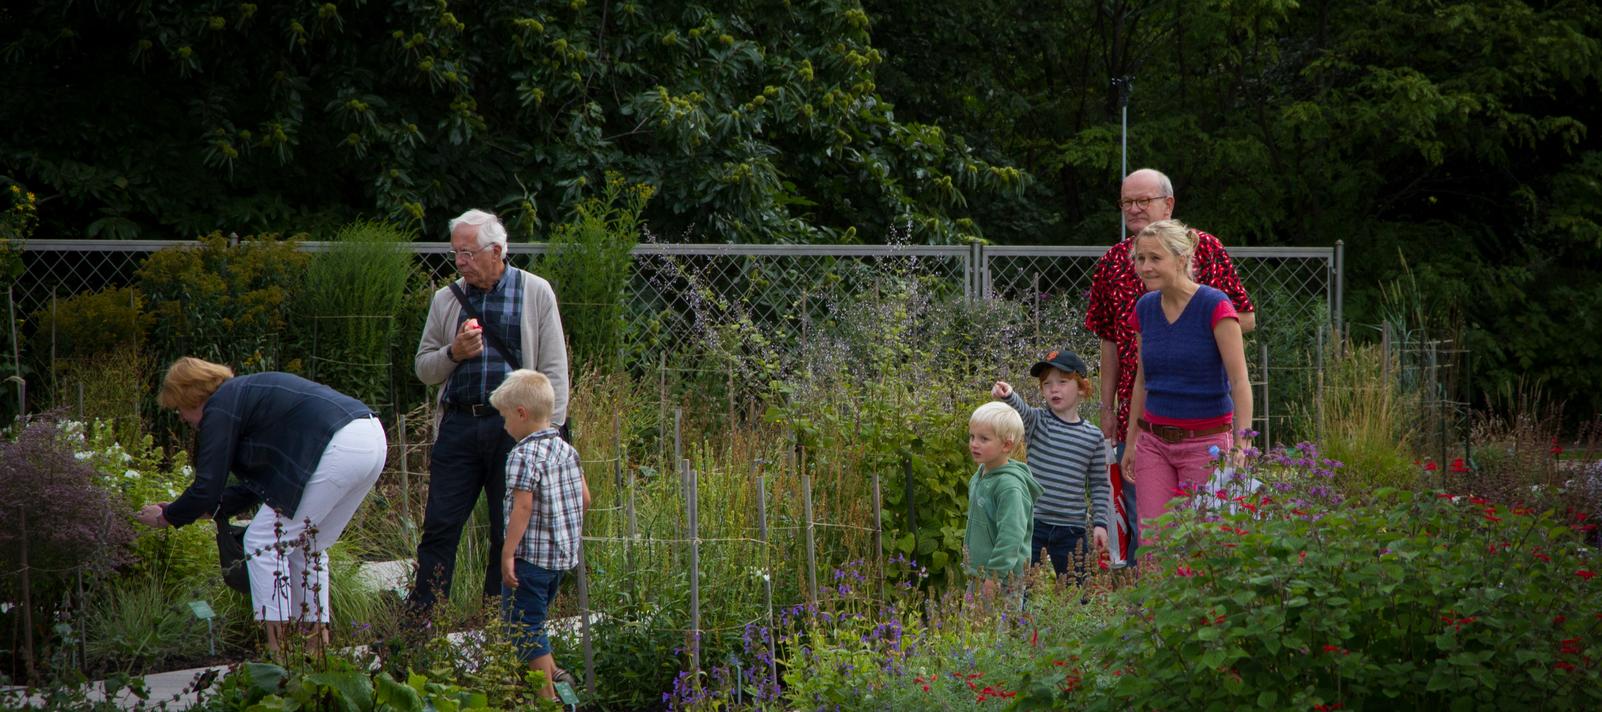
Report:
1029,348,1088,378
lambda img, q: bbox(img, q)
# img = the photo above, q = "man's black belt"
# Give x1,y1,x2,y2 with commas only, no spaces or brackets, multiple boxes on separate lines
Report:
444,402,497,417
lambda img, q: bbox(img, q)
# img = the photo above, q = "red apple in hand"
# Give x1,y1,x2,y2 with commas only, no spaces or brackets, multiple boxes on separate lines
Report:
465,318,481,332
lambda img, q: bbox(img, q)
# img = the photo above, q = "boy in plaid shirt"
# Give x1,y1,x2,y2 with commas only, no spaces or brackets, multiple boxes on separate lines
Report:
490,369,590,700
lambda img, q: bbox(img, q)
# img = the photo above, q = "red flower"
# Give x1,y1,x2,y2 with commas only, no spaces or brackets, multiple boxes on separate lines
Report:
1422,460,1439,471
1578,569,1596,580
1450,458,1469,473
1554,661,1577,672
1560,637,1582,655
1175,565,1199,577
1551,437,1564,457
1554,614,1566,625
1298,550,1308,564
1533,550,1552,563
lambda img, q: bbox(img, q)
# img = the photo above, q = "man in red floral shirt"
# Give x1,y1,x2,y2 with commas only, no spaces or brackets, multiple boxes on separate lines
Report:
1084,168,1256,562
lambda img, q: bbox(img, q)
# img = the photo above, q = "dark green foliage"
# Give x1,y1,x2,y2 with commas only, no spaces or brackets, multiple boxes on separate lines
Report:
0,0,1023,244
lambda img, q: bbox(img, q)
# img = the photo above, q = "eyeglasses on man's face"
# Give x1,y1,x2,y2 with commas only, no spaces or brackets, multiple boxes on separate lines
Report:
1118,195,1168,210
448,246,493,261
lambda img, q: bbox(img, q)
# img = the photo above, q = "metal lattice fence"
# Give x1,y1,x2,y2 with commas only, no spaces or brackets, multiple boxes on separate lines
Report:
6,238,1341,439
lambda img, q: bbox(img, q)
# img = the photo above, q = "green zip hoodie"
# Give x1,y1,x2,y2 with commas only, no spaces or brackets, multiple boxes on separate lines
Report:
964,459,1045,580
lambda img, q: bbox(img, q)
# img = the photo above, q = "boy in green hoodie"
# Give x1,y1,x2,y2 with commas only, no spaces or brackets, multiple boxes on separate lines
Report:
965,401,1046,602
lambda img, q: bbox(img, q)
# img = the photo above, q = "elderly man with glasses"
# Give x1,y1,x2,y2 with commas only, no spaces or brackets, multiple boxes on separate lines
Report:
1084,168,1256,565
409,208,570,615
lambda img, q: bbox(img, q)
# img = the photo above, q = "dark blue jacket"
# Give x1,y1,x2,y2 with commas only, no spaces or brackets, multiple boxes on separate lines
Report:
162,373,374,527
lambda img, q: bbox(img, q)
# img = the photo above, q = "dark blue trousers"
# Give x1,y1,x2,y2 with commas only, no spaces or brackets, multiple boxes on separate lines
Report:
409,410,515,611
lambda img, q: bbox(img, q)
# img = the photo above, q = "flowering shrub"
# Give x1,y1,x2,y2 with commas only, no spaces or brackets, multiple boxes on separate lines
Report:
64,419,220,582
1,416,139,682
665,558,1115,710
1062,448,1602,710
0,418,137,579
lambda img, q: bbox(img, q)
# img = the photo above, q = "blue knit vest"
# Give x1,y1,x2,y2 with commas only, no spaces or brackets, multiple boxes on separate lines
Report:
1137,285,1234,420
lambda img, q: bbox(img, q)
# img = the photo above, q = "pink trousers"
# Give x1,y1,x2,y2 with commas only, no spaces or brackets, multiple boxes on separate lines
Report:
1133,430,1233,526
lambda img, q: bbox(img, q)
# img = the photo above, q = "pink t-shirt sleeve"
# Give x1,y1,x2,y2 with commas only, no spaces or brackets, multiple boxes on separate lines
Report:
1210,299,1239,329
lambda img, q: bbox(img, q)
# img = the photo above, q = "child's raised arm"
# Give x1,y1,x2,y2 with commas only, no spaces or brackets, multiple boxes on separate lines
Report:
991,381,1013,399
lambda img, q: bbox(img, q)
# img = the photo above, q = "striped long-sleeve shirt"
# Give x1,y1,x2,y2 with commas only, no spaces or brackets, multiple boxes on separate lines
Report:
1002,391,1111,530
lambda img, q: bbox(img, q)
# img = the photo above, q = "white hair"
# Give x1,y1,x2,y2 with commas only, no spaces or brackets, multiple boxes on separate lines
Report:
449,209,508,251
970,401,1025,449
1126,168,1175,197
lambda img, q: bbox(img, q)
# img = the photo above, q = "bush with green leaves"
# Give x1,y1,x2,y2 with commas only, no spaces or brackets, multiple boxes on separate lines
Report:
1059,467,1602,709
136,232,308,374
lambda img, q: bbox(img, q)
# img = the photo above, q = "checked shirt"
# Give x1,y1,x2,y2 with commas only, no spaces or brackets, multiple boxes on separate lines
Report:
503,428,585,570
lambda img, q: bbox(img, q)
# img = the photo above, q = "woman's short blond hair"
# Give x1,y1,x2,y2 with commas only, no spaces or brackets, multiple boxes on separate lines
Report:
158,357,235,410
1131,218,1199,280
970,401,1025,450
489,369,555,423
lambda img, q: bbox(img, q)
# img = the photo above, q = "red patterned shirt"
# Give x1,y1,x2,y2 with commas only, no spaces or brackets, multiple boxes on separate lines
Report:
1083,230,1254,443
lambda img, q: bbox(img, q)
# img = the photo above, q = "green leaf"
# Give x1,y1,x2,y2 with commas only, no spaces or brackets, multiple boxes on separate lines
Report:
305,669,373,711
375,672,423,712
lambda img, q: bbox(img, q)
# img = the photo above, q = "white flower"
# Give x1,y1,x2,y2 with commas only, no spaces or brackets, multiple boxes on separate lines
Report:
179,465,194,478
124,469,140,479
73,451,92,461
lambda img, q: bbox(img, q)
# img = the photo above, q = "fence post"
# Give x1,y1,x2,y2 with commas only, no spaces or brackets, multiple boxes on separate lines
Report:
684,460,701,678
1332,241,1345,326
576,550,595,696
756,463,777,692
803,474,818,608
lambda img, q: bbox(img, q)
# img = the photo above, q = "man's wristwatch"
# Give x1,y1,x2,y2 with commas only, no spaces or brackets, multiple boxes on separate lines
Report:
446,345,460,363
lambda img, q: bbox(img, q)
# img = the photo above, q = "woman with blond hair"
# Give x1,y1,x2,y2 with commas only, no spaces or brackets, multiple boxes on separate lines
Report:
1119,219,1253,527
135,357,385,656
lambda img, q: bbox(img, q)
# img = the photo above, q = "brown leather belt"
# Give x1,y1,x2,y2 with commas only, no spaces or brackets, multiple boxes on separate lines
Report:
1137,418,1231,444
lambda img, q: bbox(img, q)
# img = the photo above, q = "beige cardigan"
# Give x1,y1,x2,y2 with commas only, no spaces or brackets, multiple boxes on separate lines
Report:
414,267,570,428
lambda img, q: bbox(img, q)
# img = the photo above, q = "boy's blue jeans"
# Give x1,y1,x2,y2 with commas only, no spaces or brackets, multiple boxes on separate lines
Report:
1031,521,1089,585
501,559,564,661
